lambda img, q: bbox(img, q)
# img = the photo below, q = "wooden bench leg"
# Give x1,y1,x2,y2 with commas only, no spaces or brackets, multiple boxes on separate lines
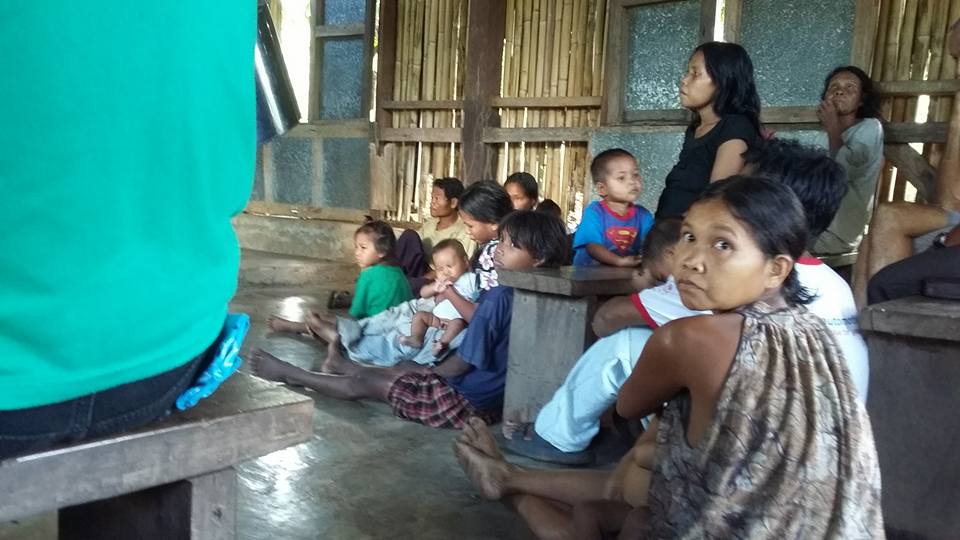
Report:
59,467,237,540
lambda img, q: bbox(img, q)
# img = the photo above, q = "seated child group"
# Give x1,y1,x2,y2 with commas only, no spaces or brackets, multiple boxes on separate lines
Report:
253,41,892,537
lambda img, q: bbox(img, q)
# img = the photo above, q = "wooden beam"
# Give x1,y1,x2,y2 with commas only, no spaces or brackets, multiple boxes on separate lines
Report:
482,127,591,143
875,80,960,96
294,120,370,138
884,143,937,202
621,0,674,6
491,96,604,108
461,0,507,182
245,201,379,222
381,99,464,110
380,127,462,143
314,23,365,37
601,1,628,125
699,0,719,43
761,106,819,124
885,122,948,143
722,0,743,43
374,0,397,139
850,0,881,68
622,109,692,124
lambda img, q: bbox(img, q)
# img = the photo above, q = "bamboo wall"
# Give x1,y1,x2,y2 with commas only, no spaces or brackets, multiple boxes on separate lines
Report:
389,0,468,221
870,0,960,202
497,0,607,223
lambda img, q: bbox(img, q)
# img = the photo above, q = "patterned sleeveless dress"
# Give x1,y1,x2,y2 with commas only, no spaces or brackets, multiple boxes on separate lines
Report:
643,304,884,539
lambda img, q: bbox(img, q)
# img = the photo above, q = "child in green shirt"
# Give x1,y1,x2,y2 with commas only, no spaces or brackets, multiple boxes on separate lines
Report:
349,221,414,319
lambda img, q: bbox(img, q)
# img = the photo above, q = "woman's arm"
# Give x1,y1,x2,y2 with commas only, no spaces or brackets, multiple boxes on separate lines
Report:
615,314,741,420
709,139,748,181
432,355,473,378
586,244,642,267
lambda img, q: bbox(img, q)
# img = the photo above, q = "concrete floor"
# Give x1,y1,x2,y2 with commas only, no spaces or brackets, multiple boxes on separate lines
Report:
0,255,539,540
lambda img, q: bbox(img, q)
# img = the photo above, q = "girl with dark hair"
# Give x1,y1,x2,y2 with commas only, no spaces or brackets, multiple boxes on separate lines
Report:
655,42,762,219
338,221,413,319
812,65,885,255
454,177,883,539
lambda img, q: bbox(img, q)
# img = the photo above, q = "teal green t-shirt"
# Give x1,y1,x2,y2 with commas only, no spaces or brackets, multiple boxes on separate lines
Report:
0,5,256,409
349,265,414,319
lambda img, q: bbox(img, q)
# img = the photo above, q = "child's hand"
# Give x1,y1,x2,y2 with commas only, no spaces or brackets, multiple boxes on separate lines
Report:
616,255,643,268
434,277,452,294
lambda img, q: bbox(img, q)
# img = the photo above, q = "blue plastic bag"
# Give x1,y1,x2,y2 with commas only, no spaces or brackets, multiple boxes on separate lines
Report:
175,313,251,411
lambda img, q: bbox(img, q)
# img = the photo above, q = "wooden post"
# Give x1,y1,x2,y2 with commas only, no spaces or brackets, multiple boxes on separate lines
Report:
462,0,507,182
851,0,881,68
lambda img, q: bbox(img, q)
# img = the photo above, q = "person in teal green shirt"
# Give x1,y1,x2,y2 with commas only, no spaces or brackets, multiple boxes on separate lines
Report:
0,4,255,458
349,221,414,319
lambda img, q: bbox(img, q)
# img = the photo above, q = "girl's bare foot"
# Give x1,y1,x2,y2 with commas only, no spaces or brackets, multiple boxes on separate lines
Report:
267,316,307,334
317,337,353,374
304,311,338,343
453,439,513,501
250,349,301,384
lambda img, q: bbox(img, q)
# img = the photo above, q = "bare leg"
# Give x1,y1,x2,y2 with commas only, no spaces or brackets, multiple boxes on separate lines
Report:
400,311,431,349
572,500,634,540
304,311,339,343
855,203,950,305
266,316,308,334
251,340,407,402
433,318,466,356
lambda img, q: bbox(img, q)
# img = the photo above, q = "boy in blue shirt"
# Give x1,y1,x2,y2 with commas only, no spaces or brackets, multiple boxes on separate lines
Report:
573,149,654,267
250,211,570,428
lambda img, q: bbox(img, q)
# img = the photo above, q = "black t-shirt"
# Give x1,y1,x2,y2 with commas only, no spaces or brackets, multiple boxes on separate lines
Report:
655,114,758,218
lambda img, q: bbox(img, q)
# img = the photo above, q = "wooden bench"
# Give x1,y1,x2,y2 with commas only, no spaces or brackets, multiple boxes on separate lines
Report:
0,373,314,539
498,266,636,423
860,296,960,539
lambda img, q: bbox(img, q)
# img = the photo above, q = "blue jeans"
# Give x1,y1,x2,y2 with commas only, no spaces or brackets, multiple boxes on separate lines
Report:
0,345,211,460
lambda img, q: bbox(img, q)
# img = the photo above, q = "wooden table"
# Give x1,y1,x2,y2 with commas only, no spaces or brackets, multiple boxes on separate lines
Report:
498,266,637,423
861,296,960,539
0,373,314,539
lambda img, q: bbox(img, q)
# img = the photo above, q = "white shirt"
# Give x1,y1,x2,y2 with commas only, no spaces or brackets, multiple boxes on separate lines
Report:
633,258,870,401
433,271,479,321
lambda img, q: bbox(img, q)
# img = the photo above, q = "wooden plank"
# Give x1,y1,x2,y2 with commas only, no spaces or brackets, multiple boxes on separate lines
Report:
461,0,507,182
314,23,366,37
482,126,591,142
293,120,370,138
0,374,314,522
884,121,949,143
622,108,692,124
760,106,819,124
491,95,604,107
381,99,464,110
860,296,960,340
699,0,719,43
875,79,960,96
851,0,881,68
497,266,637,296
621,0,674,6
375,0,398,133
601,0,627,125
884,143,937,202
380,127,463,143
722,0,743,43
245,200,377,222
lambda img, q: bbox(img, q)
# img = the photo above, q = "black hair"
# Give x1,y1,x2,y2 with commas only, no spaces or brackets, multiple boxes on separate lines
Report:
535,198,562,220
432,177,465,201
692,42,762,135
743,138,847,237
355,220,398,265
590,148,636,183
694,176,814,306
431,238,468,262
642,217,683,262
498,210,570,268
821,66,881,119
505,172,539,200
458,180,514,224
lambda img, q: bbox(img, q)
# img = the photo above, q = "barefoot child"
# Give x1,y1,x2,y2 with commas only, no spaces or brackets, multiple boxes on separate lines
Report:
572,149,654,267
400,239,478,356
252,211,570,429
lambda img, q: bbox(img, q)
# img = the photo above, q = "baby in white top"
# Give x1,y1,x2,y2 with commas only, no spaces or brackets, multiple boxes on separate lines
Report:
400,239,478,356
